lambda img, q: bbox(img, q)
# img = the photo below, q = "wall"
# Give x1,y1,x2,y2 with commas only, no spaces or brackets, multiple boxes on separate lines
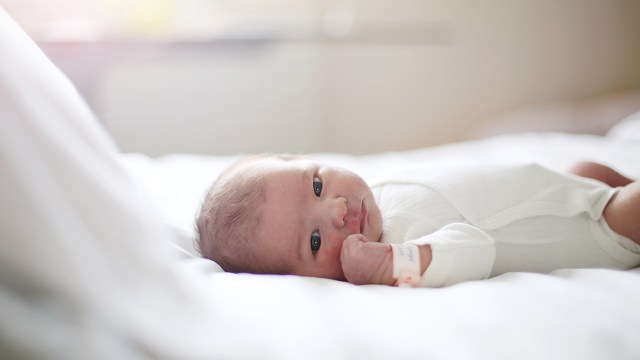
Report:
5,0,640,155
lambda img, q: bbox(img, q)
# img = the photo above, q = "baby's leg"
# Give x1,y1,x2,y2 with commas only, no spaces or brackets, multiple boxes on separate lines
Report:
567,161,633,187
604,181,640,245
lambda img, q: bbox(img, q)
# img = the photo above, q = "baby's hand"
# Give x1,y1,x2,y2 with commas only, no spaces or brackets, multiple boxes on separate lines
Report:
340,234,395,286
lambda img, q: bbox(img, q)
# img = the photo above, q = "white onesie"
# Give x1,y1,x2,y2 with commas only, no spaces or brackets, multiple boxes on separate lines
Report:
370,163,640,287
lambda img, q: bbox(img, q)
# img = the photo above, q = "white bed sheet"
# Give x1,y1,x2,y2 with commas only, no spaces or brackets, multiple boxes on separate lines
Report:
122,130,640,360
2,5,640,359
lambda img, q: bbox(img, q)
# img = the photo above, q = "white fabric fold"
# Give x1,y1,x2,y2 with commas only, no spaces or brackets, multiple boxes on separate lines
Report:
0,7,229,358
372,163,615,230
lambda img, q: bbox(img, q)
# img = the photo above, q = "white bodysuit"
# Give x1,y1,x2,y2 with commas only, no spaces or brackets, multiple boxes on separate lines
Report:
370,163,640,287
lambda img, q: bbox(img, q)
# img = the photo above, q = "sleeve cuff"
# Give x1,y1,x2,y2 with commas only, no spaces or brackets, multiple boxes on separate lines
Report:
407,223,496,287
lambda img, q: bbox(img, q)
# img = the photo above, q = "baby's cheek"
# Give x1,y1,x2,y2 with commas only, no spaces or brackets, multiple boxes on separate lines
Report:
332,234,348,257
321,235,347,280
330,234,349,263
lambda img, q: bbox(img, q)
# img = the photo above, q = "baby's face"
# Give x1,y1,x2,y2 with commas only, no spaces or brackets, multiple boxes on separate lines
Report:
255,158,382,280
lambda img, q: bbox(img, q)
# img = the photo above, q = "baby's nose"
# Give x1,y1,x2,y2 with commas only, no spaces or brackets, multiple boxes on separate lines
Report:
331,197,348,227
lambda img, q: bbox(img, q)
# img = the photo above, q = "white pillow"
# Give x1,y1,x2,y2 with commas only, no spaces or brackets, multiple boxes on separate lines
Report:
0,7,223,358
607,110,640,141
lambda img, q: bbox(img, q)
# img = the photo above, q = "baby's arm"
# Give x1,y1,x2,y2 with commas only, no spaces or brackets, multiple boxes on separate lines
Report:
341,223,497,287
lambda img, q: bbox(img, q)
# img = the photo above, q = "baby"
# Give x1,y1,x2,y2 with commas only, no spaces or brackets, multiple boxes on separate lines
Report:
195,155,640,287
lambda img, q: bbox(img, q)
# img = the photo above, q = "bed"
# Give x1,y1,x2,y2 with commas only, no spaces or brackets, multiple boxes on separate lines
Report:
2,6,640,359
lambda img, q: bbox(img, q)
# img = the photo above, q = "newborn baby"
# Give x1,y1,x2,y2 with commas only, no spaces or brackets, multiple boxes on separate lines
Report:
195,155,640,287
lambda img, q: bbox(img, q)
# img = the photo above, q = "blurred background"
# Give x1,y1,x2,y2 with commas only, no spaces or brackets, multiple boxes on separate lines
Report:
2,0,640,156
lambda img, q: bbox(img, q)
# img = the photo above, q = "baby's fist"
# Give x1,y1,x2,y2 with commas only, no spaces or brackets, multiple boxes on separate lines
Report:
340,234,394,286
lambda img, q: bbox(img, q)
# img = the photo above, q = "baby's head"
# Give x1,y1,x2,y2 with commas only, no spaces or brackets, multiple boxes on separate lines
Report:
196,154,382,280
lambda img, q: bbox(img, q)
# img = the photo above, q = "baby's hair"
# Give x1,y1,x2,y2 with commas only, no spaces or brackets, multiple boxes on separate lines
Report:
195,154,297,273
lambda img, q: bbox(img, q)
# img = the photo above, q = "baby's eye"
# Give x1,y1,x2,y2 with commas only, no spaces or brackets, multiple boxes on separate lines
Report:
313,176,322,197
310,230,321,255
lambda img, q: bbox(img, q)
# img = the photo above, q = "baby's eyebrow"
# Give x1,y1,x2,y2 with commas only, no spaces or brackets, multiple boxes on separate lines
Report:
293,166,312,197
294,168,309,262
296,165,321,260
299,169,306,191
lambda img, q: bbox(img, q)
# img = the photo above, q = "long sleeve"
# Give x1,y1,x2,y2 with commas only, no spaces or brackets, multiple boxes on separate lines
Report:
406,223,496,288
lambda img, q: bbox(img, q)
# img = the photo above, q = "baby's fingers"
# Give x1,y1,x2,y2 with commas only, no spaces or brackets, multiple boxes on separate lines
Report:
341,235,393,285
340,234,369,264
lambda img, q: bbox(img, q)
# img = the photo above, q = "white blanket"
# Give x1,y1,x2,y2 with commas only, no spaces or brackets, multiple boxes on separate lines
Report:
2,6,640,359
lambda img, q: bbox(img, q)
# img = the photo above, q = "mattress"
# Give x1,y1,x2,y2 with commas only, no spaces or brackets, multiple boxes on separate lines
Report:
120,125,640,360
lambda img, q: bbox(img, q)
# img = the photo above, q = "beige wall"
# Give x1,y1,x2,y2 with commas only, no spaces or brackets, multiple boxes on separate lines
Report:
5,0,640,155
321,0,640,153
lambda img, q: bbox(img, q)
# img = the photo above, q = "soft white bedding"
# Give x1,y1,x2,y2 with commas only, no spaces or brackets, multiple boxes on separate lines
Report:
2,6,640,359
122,131,640,360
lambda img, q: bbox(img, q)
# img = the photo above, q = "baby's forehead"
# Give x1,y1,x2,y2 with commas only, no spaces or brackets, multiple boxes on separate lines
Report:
243,157,327,205
249,157,316,177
